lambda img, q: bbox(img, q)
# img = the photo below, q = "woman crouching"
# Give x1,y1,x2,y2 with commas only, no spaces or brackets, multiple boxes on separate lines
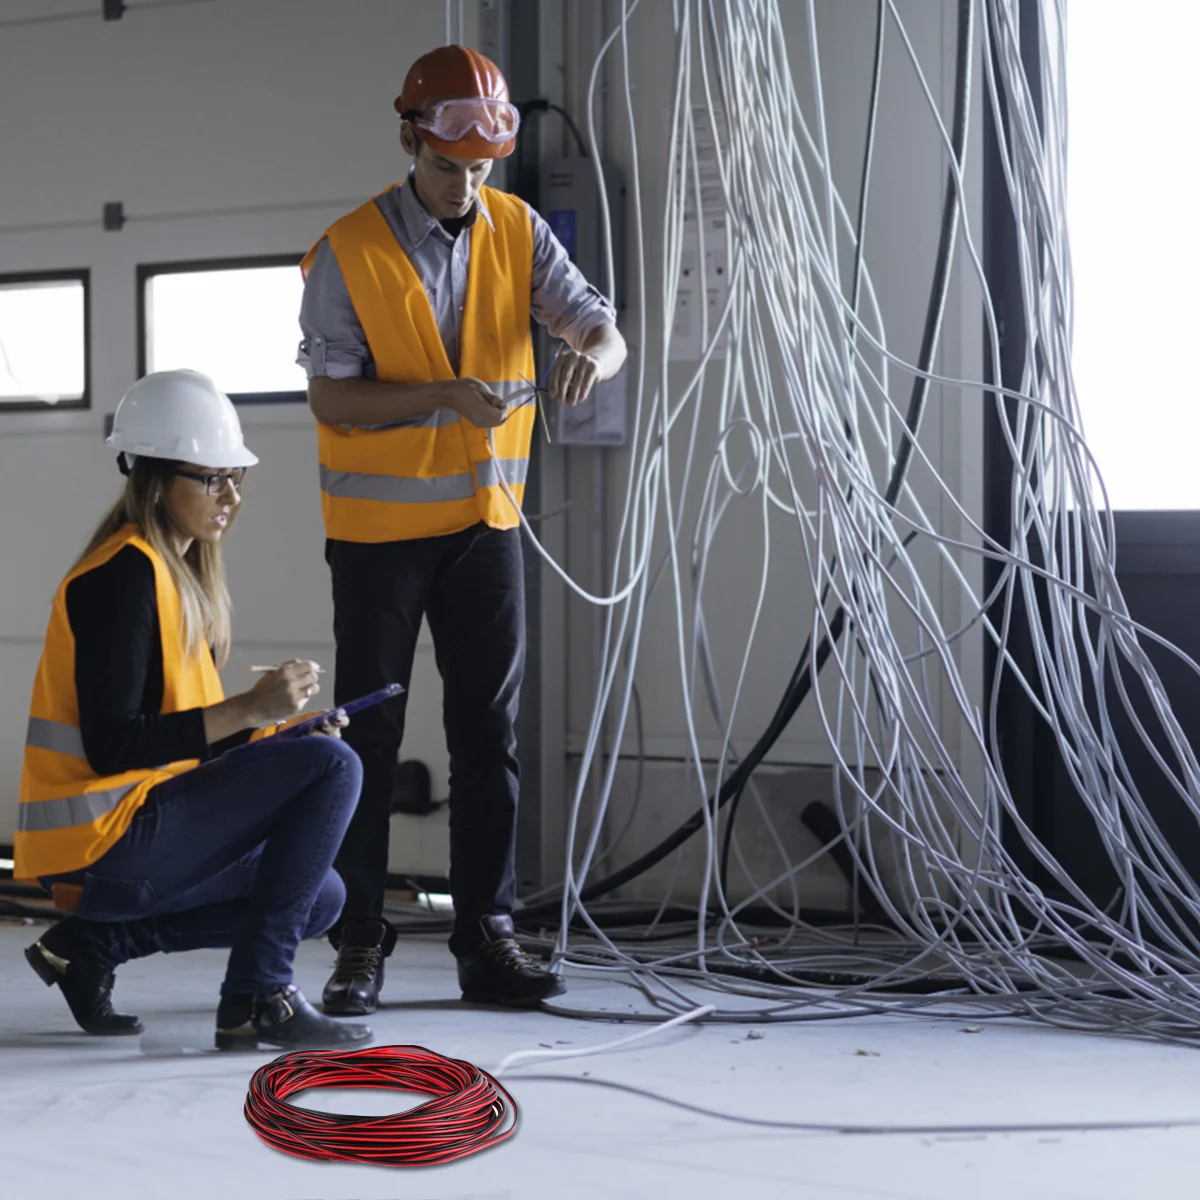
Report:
14,369,371,1052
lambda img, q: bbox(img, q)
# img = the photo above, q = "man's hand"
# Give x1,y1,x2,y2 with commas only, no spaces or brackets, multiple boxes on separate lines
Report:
545,348,601,408
445,377,510,428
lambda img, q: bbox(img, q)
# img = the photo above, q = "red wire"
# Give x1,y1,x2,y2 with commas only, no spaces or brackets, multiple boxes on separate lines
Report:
244,1045,519,1166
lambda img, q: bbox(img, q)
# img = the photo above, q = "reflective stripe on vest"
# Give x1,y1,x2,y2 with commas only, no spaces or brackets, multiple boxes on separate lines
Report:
474,457,529,489
320,455,530,505
26,716,87,760
17,783,138,833
306,183,537,544
13,527,224,882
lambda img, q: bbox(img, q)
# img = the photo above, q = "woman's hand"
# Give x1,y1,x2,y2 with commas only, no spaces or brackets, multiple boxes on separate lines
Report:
309,711,349,739
203,660,325,747
244,660,322,724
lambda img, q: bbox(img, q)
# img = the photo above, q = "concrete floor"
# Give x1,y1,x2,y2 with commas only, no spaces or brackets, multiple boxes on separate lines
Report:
3,919,1200,1200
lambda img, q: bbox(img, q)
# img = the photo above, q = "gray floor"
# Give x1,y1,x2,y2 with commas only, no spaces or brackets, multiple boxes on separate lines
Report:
4,918,1200,1200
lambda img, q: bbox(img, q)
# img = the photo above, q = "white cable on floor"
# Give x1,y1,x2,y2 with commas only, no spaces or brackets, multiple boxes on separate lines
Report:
491,1004,715,1077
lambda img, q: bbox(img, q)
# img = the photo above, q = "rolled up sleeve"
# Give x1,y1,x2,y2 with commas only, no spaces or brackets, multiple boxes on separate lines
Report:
297,239,373,380
528,204,617,350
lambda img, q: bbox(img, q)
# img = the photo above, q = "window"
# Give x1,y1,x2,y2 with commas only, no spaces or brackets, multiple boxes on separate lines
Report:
138,256,308,403
1068,2,1200,509
0,270,89,411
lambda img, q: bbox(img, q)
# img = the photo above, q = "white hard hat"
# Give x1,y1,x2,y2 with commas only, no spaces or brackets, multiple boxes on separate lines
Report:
106,369,258,469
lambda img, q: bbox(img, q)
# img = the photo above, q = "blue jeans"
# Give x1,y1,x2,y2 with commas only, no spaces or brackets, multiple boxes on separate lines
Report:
39,736,362,996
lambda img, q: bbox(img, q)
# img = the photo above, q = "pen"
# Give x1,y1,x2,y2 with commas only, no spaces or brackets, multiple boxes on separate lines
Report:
249,664,326,674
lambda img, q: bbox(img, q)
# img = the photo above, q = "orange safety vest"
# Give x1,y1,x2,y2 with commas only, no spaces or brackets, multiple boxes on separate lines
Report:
302,182,537,543
15,527,226,881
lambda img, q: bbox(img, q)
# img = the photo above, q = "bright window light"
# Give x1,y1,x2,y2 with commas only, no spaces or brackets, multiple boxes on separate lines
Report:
144,262,307,396
1068,1,1200,510
0,275,87,407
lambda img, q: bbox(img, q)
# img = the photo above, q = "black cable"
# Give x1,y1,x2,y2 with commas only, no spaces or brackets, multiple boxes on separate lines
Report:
0,899,62,922
518,100,591,158
521,0,975,925
0,881,51,898
0,0,215,29
0,878,63,921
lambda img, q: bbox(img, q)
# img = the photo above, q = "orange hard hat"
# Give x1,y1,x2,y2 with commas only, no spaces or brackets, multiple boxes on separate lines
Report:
395,45,519,159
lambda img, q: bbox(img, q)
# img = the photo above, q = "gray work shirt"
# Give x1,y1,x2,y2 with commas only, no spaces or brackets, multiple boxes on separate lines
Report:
297,170,615,379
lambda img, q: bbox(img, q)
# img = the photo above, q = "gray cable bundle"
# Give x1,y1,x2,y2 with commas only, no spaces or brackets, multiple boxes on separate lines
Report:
491,0,1200,1044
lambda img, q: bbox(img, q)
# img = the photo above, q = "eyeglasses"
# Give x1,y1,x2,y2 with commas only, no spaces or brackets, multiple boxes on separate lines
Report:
173,467,247,496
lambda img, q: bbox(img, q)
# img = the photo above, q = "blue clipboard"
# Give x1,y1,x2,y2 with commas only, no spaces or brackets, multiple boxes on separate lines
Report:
263,683,405,742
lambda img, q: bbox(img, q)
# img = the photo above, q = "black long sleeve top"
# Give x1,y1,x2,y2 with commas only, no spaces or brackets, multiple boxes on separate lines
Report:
64,546,250,775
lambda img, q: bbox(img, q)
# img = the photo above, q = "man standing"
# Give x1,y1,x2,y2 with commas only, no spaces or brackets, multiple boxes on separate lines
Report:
297,45,626,1014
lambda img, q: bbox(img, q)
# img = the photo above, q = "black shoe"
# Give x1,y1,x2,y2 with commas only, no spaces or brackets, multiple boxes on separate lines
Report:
457,914,566,1008
215,985,373,1051
25,930,143,1036
322,919,395,1016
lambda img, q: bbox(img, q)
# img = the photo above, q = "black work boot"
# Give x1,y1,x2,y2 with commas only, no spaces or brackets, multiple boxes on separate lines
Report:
456,914,566,1008
215,985,373,1051
25,924,143,1036
322,919,395,1016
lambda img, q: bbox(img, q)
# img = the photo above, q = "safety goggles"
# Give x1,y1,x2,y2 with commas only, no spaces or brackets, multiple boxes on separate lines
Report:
405,97,520,145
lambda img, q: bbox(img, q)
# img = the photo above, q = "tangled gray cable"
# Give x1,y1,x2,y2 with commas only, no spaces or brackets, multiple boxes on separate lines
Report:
501,0,1200,1045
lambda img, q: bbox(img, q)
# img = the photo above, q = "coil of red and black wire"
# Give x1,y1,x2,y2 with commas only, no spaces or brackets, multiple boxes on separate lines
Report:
244,1045,519,1166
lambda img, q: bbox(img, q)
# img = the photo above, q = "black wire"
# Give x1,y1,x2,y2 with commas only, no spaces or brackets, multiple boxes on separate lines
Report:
0,879,62,921
0,899,62,922
0,881,50,898
521,0,975,926
0,0,214,29
518,100,591,158
849,0,888,324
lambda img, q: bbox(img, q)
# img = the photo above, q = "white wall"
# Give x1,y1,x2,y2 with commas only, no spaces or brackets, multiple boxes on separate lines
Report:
0,0,491,873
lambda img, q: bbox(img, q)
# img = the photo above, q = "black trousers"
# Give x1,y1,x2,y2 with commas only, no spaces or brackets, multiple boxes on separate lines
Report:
325,523,524,959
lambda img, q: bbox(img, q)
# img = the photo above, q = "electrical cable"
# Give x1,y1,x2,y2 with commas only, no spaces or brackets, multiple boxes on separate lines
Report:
510,1073,1200,1137
244,1046,518,1167
0,0,215,30
518,99,591,158
477,0,1200,1047
521,0,972,930
493,1003,714,1076
0,898,63,922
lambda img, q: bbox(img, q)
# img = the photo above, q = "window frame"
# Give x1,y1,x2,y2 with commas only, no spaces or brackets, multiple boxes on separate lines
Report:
136,254,308,405
0,267,91,413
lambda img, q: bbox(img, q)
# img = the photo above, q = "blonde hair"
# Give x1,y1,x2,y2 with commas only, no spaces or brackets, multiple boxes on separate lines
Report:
75,458,234,667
